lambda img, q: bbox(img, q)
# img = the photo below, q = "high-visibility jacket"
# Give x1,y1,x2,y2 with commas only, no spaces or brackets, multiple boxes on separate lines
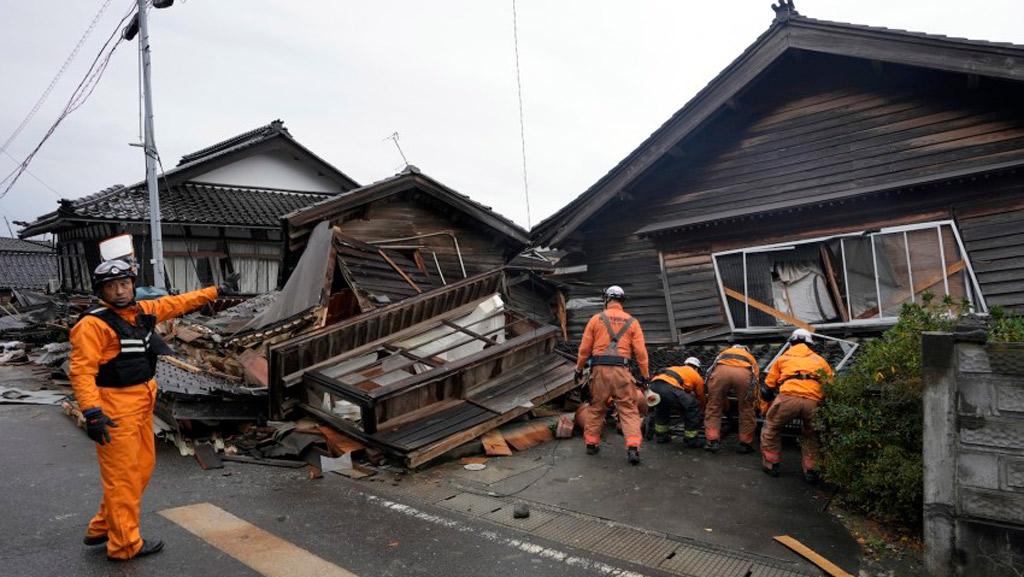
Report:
714,346,760,381
650,365,706,407
764,343,833,402
69,287,218,418
575,301,649,379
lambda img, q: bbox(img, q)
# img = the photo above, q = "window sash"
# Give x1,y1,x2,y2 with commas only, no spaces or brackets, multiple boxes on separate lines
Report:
711,220,986,331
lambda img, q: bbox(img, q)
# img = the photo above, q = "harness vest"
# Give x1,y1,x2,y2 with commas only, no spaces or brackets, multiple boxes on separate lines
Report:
588,312,637,368
78,306,173,388
653,368,687,388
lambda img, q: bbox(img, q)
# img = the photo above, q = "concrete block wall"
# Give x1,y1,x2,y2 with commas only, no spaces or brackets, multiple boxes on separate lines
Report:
923,333,1024,576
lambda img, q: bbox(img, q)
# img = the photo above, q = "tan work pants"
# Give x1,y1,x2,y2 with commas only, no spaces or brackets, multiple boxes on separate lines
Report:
582,365,642,448
704,364,756,444
760,394,820,473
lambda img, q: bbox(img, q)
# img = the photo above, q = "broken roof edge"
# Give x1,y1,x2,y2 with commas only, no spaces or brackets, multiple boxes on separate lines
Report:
530,11,1024,247
284,167,530,246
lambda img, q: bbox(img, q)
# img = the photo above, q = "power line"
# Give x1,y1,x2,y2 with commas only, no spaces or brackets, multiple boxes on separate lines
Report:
0,0,137,200
1,149,61,197
0,0,115,155
511,0,532,229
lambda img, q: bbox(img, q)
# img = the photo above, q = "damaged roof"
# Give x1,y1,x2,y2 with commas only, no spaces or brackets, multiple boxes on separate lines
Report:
284,166,530,246
333,232,437,307
531,4,1024,245
20,182,333,235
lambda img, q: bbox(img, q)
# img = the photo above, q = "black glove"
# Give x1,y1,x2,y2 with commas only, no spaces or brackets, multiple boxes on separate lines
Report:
574,369,583,384
218,272,241,295
83,408,117,445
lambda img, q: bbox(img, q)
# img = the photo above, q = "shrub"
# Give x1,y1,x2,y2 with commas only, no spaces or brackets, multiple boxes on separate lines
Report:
989,306,1024,342
817,294,967,527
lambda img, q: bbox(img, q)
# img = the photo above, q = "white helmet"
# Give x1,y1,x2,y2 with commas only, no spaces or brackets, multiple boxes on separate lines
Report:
730,343,749,351
684,356,701,369
789,328,814,344
604,285,625,300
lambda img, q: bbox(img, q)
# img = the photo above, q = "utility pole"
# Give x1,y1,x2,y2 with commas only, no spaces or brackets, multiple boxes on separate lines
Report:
137,0,165,289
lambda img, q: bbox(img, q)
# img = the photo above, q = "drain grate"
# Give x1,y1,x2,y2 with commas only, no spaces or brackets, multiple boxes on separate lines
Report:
382,483,816,577
482,505,559,532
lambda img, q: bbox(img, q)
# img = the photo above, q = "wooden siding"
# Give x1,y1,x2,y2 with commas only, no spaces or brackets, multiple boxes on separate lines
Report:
636,57,1024,233
958,207,1024,312
661,250,724,332
333,195,510,284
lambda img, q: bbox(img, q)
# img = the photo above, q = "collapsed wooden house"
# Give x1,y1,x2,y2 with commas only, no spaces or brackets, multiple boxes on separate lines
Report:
268,269,575,467
281,165,530,287
532,3,1024,344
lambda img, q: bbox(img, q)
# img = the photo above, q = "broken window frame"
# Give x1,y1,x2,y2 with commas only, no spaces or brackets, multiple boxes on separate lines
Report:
711,220,987,332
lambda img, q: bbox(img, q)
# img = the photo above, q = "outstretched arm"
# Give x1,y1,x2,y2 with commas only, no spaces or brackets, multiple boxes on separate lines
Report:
140,286,218,322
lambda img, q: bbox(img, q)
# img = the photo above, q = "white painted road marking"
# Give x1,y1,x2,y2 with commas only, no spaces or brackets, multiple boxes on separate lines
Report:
160,502,359,577
363,494,652,577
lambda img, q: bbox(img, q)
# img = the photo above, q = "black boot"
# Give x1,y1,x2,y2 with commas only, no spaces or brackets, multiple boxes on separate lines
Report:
704,439,720,453
683,436,702,449
586,443,600,455
803,469,821,485
83,534,108,546
108,538,164,561
627,447,641,465
735,442,753,454
655,432,671,444
762,463,780,477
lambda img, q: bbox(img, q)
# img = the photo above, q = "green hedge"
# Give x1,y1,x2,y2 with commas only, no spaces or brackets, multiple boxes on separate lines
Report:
817,295,964,526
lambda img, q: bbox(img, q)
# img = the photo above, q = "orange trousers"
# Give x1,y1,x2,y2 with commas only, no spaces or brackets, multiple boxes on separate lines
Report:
85,386,156,559
760,394,820,473
704,364,756,444
582,365,642,448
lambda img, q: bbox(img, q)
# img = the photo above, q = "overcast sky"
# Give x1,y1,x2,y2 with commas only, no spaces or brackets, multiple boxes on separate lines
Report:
2,0,1023,236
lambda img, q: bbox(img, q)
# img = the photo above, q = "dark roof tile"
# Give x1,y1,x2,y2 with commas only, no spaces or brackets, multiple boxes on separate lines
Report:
0,252,58,290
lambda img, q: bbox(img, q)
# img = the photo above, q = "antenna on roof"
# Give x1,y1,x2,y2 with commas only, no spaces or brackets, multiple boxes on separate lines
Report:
384,132,410,171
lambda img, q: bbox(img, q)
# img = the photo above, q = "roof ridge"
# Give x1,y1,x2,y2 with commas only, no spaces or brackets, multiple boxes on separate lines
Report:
177,119,287,166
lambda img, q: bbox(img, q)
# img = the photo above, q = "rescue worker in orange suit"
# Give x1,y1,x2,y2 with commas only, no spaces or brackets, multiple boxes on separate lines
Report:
759,328,834,483
71,259,239,560
703,344,760,454
575,285,649,465
647,357,705,447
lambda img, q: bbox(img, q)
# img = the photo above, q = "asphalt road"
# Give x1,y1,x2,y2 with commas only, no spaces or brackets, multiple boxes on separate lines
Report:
0,405,667,577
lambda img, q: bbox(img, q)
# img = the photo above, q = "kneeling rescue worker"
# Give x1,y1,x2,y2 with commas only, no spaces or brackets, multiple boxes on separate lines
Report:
70,258,239,560
575,285,649,465
759,328,833,483
647,357,705,447
703,344,759,454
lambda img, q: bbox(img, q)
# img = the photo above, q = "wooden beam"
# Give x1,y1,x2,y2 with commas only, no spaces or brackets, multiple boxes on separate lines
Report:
378,249,422,294
723,287,814,331
774,535,853,577
820,245,849,322
856,260,965,319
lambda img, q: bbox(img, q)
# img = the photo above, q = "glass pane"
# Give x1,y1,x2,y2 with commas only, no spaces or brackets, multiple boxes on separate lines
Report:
940,225,970,304
841,236,880,320
873,232,913,317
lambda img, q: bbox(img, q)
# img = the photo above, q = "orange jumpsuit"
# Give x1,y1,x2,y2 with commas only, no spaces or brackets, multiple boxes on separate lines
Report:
70,287,218,559
759,343,833,473
649,365,705,440
704,346,760,445
575,301,649,449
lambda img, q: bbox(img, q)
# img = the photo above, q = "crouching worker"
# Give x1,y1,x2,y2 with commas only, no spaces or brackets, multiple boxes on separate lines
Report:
575,285,649,465
759,328,833,483
70,259,239,560
647,357,705,447
703,344,759,454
